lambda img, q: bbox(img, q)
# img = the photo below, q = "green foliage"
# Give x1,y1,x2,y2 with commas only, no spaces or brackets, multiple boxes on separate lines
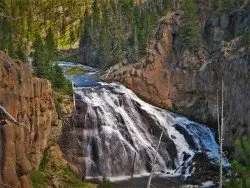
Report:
16,43,28,63
29,149,95,188
59,53,80,63
29,171,49,188
98,176,113,188
242,32,250,47
178,0,200,52
39,148,50,171
29,148,50,187
215,0,246,15
222,33,235,42
45,27,57,61
226,137,250,188
63,168,95,188
0,0,86,59
33,34,46,77
32,29,72,95
65,67,86,75
80,0,173,68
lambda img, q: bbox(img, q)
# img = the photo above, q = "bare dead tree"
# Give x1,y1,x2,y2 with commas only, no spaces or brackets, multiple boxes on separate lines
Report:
147,130,164,188
72,81,76,111
0,105,29,130
104,68,112,79
238,0,249,11
219,78,224,188
130,152,137,188
217,90,221,144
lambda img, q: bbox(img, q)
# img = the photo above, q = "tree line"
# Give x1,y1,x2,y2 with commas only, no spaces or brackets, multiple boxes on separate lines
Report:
0,0,87,61
32,29,72,95
80,0,176,68
0,0,84,94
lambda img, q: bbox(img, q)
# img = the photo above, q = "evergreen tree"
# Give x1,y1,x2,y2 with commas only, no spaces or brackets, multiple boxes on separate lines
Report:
100,3,112,67
32,31,71,95
69,29,76,48
79,0,172,67
45,28,57,61
33,34,46,77
178,0,200,51
52,63,67,89
216,0,246,14
16,43,28,63
0,0,86,59
226,137,250,188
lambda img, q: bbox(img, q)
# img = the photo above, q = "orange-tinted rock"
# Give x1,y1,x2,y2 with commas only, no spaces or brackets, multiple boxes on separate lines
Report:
0,52,57,187
20,176,32,188
103,11,250,151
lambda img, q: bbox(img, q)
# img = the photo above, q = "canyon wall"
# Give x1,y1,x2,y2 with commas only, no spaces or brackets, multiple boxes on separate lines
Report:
0,52,57,187
103,11,250,155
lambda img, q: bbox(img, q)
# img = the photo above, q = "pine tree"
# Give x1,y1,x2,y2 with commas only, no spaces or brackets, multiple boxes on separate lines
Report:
52,63,67,89
16,43,28,63
33,34,46,77
216,0,246,14
70,29,75,48
178,0,200,51
100,3,112,67
226,137,250,188
45,28,57,61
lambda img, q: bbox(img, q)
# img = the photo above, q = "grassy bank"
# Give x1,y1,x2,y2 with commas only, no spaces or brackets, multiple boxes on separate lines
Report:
65,67,86,75
28,145,96,188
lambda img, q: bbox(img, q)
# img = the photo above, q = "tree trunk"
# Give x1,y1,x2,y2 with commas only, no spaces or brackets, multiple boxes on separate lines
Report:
147,130,164,188
219,79,224,188
130,152,137,188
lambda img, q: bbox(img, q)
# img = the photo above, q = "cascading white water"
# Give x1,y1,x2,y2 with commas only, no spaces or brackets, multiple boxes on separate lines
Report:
73,82,226,179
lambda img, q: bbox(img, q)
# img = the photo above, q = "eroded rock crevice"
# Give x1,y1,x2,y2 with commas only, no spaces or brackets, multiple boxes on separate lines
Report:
0,52,59,187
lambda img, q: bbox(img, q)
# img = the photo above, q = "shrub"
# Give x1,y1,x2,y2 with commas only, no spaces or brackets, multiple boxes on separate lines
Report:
226,137,250,187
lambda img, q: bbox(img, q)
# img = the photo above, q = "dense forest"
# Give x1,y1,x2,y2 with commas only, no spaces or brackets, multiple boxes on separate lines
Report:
79,0,248,67
0,0,88,94
0,0,249,188
0,0,247,66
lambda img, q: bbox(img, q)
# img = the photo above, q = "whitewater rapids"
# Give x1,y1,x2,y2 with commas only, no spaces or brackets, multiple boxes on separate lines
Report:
72,82,226,179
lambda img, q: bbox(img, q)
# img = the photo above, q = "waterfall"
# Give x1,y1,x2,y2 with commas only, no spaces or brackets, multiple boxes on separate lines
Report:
72,82,228,179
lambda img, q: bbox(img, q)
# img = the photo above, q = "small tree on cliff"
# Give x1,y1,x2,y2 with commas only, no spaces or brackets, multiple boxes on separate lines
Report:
178,0,200,51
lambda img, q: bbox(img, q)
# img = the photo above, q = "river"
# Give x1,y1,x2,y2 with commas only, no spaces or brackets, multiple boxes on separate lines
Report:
59,61,229,188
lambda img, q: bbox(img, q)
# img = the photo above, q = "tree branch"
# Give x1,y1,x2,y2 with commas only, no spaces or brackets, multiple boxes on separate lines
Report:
0,105,29,130
238,0,249,12
147,130,164,188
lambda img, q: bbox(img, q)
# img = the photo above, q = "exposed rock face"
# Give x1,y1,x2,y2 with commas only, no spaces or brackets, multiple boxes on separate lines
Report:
79,32,104,68
103,11,250,154
0,52,57,187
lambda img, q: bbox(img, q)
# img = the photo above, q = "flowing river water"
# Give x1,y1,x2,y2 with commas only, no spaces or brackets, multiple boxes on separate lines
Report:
59,62,229,188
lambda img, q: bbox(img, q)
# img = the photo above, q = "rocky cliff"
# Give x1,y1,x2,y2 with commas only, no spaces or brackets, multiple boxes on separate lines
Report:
103,10,250,155
0,51,57,187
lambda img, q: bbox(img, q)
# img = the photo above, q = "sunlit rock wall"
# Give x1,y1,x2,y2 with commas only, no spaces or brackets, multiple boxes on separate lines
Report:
0,52,57,187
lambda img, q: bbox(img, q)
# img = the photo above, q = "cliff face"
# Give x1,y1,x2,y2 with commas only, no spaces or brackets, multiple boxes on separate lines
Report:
0,52,57,187
103,11,250,153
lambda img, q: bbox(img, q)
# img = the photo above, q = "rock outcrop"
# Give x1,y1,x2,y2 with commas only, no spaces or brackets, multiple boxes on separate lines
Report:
103,11,250,155
0,52,57,187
